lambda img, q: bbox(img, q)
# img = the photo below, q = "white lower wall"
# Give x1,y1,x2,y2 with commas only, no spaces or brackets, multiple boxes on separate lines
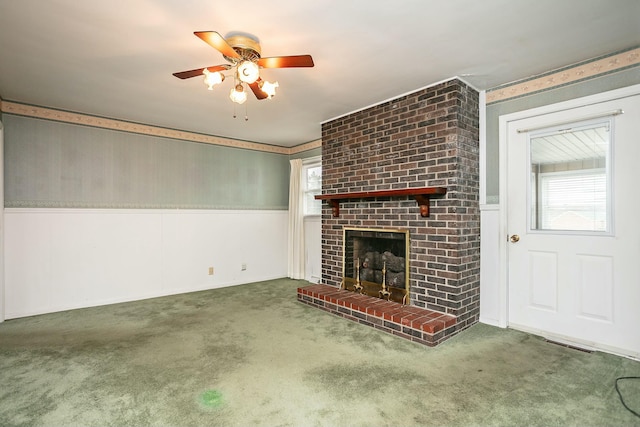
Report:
479,204,503,326
4,208,288,319
0,124,4,323
303,215,321,284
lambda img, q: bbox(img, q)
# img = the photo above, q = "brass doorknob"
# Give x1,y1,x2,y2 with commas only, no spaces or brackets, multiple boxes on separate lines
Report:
510,234,520,243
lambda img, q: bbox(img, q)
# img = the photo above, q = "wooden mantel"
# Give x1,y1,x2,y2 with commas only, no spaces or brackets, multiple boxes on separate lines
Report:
315,187,447,218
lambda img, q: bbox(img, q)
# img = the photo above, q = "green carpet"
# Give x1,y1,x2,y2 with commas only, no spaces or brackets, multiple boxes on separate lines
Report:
0,278,638,426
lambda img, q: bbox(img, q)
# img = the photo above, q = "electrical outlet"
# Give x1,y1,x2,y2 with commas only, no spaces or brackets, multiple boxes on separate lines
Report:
241,263,247,271
208,267,214,275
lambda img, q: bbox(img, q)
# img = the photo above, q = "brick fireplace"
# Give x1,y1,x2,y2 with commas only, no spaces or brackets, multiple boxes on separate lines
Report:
297,78,479,346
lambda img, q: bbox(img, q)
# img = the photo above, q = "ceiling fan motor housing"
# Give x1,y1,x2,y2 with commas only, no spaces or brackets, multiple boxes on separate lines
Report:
224,35,261,63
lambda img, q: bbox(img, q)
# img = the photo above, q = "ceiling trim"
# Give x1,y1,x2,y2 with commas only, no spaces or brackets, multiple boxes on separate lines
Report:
288,139,321,154
0,100,322,155
486,47,640,104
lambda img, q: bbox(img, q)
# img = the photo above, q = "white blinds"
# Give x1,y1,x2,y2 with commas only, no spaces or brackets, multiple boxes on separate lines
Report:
539,170,607,231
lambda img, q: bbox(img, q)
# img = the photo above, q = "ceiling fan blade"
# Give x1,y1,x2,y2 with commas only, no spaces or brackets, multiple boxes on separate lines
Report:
248,78,268,100
173,65,230,79
257,55,314,68
194,31,241,59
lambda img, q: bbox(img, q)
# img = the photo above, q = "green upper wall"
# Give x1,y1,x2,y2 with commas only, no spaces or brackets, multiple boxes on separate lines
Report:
3,114,290,209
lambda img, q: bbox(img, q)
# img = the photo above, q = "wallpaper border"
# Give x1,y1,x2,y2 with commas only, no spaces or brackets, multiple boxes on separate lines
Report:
486,47,640,104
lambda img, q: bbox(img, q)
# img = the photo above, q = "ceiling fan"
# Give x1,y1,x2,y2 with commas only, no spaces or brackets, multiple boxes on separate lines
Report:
173,31,314,106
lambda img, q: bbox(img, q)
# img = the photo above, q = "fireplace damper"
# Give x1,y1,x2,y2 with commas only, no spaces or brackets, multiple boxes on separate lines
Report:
342,227,409,304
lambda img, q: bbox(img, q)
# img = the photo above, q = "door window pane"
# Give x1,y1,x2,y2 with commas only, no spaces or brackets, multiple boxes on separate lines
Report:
529,121,611,232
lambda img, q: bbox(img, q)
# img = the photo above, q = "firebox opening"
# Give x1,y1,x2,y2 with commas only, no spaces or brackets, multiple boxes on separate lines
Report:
342,227,410,304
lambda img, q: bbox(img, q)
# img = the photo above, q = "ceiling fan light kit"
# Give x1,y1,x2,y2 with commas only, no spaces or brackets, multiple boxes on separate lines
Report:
202,68,224,90
173,31,314,116
237,60,260,84
260,80,279,98
229,83,247,105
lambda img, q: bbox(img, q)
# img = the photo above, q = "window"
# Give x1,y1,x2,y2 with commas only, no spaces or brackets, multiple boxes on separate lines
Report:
302,159,322,215
538,170,607,231
529,120,612,233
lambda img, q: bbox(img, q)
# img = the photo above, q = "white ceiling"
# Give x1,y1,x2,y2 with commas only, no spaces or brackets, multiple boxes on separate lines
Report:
0,0,638,147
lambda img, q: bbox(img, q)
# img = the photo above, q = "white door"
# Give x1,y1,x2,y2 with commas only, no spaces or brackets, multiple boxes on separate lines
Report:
506,91,640,359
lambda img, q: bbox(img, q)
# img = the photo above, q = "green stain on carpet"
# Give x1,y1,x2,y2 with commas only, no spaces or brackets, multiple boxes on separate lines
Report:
200,389,224,408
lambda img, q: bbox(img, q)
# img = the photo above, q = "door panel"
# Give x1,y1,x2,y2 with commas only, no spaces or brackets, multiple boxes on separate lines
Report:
577,255,613,322
507,93,640,358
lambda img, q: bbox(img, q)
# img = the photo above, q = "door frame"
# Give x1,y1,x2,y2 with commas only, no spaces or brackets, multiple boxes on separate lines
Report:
497,83,640,329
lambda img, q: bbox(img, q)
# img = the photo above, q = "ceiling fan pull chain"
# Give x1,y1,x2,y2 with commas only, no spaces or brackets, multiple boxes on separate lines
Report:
245,102,249,121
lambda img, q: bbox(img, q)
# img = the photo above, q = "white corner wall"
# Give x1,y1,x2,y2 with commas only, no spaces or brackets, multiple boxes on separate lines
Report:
4,208,288,319
479,204,503,326
303,215,321,284
0,122,4,323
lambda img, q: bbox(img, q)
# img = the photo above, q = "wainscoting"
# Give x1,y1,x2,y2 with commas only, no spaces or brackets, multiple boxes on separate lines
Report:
4,208,288,319
479,204,502,326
